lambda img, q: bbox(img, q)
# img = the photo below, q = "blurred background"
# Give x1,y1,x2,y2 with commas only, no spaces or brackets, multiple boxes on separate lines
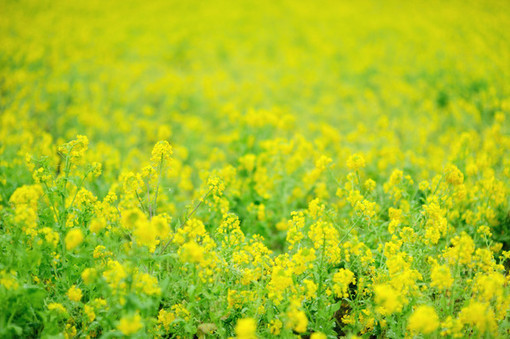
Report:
1,0,509,183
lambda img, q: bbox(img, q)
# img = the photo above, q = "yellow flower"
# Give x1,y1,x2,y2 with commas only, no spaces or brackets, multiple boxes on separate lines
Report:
179,241,204,263
355,199,377,219
287,305,308,334
333,268,355,298
89,218,106,234
430,264,453,290
458,301,497,334
121,208,145,230
133,217,158,250
117,313,143,335
235,317,257,339
171,303,190,321
151,214,171,239
103,259,128,289
304,279,317,299
93,245,112,259
408,305,439,334
67,285,82,302
133,271,161,296
81,268,97,285
267,265,293,305
158,309,176,331
207,176,225,197
65,324,77,339
150,140,173,167
474,272,505,302
388,207,403,234
0,270,19,290
58,135,89,164
39,227,60,247
346,153,366,171
445,164,464,186
65,228,84,251
48,302,67,315
364,178,376,191
84,305,96,322
374,284,403,315
477,225,492,238
269,319,282,335
418,180,430,191
239,153,256,172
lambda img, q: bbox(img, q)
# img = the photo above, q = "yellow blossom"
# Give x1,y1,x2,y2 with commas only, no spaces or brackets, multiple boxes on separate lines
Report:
117,313,143,335
287,305,308,333
430,264,453,290
48,303,67,315
235,318,257,339
347,153,366,171
407,305,439,334
65,228,84,251
67,285,82,302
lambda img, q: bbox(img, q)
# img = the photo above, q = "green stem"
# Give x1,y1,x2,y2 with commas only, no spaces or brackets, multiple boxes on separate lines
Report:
59,148,73,226
43,182,60,228
160,187,213,253
67,168,93,212
151,155,165,219
135,191,148,214
315,231,327,329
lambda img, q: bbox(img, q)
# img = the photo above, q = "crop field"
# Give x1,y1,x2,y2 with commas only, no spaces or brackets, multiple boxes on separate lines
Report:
1,0,510,338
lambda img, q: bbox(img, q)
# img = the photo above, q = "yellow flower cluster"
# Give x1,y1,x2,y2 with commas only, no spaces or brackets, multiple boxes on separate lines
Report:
65,228,84,251
117,313,143,335
408,305,439,334
67,285,82,302
235,318,257,339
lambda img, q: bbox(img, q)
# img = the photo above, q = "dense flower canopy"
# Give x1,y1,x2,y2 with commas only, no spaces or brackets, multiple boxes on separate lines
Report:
1,0,509,338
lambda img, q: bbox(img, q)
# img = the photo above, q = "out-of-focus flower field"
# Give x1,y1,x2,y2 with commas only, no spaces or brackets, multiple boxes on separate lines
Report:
1,0,510,337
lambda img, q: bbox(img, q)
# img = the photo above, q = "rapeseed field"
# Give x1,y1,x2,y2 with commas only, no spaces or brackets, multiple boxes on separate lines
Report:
1,0,509,337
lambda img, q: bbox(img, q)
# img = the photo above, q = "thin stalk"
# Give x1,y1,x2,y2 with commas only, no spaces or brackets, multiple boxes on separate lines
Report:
315,231,327,329
340,217,361,244
147,180,152,219
160,187,213,253
151,154,165,219
68,168,93,211
43,182,60,227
